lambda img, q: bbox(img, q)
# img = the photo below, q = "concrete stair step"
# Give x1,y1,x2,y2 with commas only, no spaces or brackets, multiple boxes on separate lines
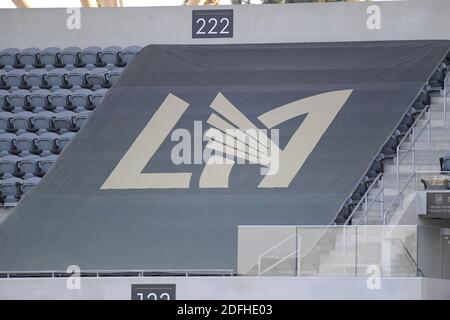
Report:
384,165,440,173
430,97,450,104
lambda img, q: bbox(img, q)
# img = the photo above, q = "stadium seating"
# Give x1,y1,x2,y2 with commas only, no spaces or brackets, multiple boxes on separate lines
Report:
0,46,140,70
0,46,141,205
0,45,446,215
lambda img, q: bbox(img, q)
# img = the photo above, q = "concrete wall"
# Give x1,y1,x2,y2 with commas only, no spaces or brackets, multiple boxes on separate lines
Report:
0,276,431,300
0,0,450,49
1,276,449,300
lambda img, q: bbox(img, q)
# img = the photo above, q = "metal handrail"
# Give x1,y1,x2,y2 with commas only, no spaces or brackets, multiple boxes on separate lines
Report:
0,269,235,278
344,173,383,225
257,233,296,276
384,172,415,224
444,71,450,127
259,250,297,276
396,105,431,193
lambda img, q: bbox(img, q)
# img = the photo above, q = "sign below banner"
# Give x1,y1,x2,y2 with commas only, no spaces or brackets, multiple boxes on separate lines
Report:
426,191,450,217
131,284,176,300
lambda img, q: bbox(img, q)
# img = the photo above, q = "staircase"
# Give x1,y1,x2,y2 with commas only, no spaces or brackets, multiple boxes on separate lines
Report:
249,226,419,277
351,89,450,225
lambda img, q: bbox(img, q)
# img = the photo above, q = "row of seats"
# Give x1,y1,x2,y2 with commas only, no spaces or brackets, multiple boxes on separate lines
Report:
0,176,42,204
334,60,448,225
0,154,56,179
0,46,134,205
0,67,123,91
0,132,75,156
0,111,90,134
0,89,105,112
0,46,140,70
429,63,448,89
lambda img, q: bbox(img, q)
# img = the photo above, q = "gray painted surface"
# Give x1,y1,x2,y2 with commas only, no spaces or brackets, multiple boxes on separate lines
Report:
0,276,434,300
0,0,450,49
1,41,448,272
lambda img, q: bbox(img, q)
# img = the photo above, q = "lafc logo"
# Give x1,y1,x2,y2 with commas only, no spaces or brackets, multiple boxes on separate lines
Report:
101,90,352,189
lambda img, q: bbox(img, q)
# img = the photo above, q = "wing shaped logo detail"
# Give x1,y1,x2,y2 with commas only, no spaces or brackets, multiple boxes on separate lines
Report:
101,90,352,189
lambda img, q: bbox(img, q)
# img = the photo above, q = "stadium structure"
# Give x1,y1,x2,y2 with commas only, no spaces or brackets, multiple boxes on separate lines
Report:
0,0,449,300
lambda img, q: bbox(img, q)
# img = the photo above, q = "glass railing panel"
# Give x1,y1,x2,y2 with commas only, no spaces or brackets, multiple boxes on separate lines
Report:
297,226,356,277
238,226,297,276
356,225,417,277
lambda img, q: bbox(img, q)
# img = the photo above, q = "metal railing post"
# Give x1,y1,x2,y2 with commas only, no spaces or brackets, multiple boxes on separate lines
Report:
296,230,301,277
427,106,431,149
381,177,385,224
396,147,400,194
412,128,415,171
343,226,347,275
444,73,449,127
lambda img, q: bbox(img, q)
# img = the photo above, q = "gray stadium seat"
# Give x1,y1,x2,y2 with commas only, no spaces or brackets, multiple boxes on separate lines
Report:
101,46,125,67
29,89,53,111
8,89,30,110
0,112,9,130
0,155,21,178
61,47,83,67
381,129,402,158
25,69,51,89
35,154,57,177
0,112,14,133
0,70,9,90
17,155,40,178
16,132,39,155
5,69,30,89
335,199,356,225
46,68,70,89
0,133,18,155
54,111,77,131
87,67,110,88
36,132,60,155
367,155,384,178
0,90,13,112
68,68,91,89
81,46,105,67
11,111,36,133
50,89,72,110
71,88,93,110
398,112,414,134
0,177,22,203
31,111,56,132
0,48,22,68
429,67,445,88
40,47,63,68
20,48,44,68
439,153,450,172
122,46,140,65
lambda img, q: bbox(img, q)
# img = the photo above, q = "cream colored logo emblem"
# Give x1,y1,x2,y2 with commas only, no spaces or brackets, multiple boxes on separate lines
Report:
101,90,352,189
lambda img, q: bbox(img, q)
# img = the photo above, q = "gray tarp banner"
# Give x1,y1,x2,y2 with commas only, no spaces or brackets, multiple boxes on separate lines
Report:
0,41,449,271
